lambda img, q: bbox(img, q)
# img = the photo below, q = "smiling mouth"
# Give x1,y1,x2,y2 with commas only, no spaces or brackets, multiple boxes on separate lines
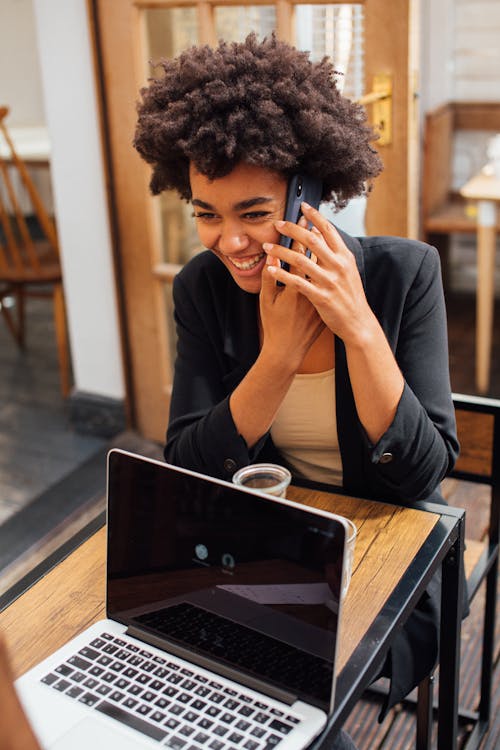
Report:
227,253,265,271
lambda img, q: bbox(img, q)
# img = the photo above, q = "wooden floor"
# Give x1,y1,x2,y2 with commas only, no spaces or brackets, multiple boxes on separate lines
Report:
0,286,499,748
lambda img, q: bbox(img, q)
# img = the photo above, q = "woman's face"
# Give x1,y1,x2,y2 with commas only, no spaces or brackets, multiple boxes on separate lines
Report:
189,162,287,294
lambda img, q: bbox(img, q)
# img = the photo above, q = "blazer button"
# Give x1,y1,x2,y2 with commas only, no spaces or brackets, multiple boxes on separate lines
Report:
379,452,393,464
223,458,237,473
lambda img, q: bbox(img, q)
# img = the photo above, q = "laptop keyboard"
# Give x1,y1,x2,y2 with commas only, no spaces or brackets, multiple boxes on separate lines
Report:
40,631,304,748
135,603,332,700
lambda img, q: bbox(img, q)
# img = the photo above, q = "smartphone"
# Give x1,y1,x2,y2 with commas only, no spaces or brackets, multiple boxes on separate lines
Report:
278,174,323,281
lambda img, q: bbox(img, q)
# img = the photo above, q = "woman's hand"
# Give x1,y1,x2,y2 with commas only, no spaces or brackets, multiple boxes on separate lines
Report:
264,202,405,444
258,221,325,373
263,203,376,346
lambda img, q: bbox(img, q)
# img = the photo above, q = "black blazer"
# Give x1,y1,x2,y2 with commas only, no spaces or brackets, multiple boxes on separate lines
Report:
166,229,459,506
165,229,460,713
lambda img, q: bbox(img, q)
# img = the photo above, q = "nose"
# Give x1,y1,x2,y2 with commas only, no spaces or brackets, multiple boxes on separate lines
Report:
217,222,250,255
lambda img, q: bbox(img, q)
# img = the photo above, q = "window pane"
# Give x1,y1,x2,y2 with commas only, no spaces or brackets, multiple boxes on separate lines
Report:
143,8,201,267
295,4,364,100
215,6,276,42
144,7,198,60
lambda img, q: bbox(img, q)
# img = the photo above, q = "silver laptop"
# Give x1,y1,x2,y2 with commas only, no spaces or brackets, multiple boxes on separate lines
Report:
16,450,349,750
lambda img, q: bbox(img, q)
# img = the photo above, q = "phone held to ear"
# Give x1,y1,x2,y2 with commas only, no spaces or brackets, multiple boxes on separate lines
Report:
278,174,323,283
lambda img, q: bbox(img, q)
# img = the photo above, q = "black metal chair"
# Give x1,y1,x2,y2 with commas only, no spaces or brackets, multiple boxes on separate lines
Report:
416,393,500,749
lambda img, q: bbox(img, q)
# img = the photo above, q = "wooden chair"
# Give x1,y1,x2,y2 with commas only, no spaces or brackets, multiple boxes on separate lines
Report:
422,101,500,288
0,106,71,397
416,393,500,750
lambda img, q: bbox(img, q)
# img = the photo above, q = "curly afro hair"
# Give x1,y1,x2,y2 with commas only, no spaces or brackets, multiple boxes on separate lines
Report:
134,33,383,209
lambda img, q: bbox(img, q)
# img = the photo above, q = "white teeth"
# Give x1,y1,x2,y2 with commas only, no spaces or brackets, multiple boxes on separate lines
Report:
229,253,265,271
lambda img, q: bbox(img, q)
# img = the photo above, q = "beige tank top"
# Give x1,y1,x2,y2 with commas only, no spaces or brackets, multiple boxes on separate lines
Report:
270,369,343,486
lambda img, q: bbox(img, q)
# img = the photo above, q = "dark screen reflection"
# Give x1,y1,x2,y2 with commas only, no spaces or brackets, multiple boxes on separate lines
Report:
106,452,346,709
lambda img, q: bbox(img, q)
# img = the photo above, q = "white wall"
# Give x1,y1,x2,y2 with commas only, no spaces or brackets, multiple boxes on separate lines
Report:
420,0,455,114
0,0,45,126
32,0,125,400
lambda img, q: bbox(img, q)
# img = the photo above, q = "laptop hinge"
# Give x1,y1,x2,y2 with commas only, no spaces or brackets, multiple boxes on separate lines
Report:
126,625,298,706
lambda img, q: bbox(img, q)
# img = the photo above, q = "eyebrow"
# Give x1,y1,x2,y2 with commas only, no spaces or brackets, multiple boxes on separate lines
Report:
191,197,275,211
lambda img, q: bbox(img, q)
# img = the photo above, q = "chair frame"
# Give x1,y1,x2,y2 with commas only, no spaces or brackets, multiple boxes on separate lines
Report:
0,106,71,397
415,393,500,750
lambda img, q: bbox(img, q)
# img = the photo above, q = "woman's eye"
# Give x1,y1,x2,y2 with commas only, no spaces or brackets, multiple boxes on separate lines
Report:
242,211,271,221
193,212,218,221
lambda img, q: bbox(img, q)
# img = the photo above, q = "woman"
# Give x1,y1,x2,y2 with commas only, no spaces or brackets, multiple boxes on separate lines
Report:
134,33,459,732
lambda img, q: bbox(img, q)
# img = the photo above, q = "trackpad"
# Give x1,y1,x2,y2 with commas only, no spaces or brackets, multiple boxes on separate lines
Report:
50,718,147,749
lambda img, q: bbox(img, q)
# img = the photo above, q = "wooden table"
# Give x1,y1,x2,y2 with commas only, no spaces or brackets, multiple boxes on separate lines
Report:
0,486,465,750
460,167,500,394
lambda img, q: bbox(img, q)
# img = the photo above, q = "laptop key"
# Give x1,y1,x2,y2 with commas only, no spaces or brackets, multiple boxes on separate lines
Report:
151,711,166,723
238,706,254,717
165,718,180,730
127,684,143,696
78,692,99,706
123,697,138,709
194,732,210,744
198,718,213,730
83,678,99,689
55,664,73,677
68,655,91,671
150,679,165,691
207,707,221,718
179,726,195,737
191,699,206,711
254,713,270,725
90,638,107,649
109,691,125,702
137,704,152,716
53,679,71,692
97,684,112,696
155,697,170,709
164,737,187,749
227,733,243,744
89,665,105,677
269,720,292,735
96,701,167,741
243,742,259,750
71,671,87,683
209,741,224,750
41,673,58,685
97,655,113,666
250,727,265,738
66,686,84,699
263,735,282,749
79,647,99,660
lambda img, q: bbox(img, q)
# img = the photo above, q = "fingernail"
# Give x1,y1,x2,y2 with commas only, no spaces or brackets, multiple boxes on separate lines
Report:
301,201,311,210
275,220,285,228
262,243,273,252
267,264,277,273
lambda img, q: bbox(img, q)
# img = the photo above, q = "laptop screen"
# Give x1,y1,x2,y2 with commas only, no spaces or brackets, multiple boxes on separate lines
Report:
106,451,346,711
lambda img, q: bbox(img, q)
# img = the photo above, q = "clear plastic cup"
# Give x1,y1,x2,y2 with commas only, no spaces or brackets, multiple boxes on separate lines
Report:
232,463,292,498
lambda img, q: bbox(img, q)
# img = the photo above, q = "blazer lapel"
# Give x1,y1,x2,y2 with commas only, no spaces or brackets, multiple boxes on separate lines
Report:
334,230,367,494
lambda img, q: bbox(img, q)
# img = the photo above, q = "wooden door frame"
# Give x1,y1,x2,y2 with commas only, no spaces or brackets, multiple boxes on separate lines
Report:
90,0,419,441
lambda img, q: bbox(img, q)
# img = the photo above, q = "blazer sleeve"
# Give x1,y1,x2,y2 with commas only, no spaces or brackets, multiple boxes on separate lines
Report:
165,272,261,479
360,243,459,502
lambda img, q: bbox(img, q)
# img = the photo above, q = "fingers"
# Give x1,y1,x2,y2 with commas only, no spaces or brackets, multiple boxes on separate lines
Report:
275,202,348,262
